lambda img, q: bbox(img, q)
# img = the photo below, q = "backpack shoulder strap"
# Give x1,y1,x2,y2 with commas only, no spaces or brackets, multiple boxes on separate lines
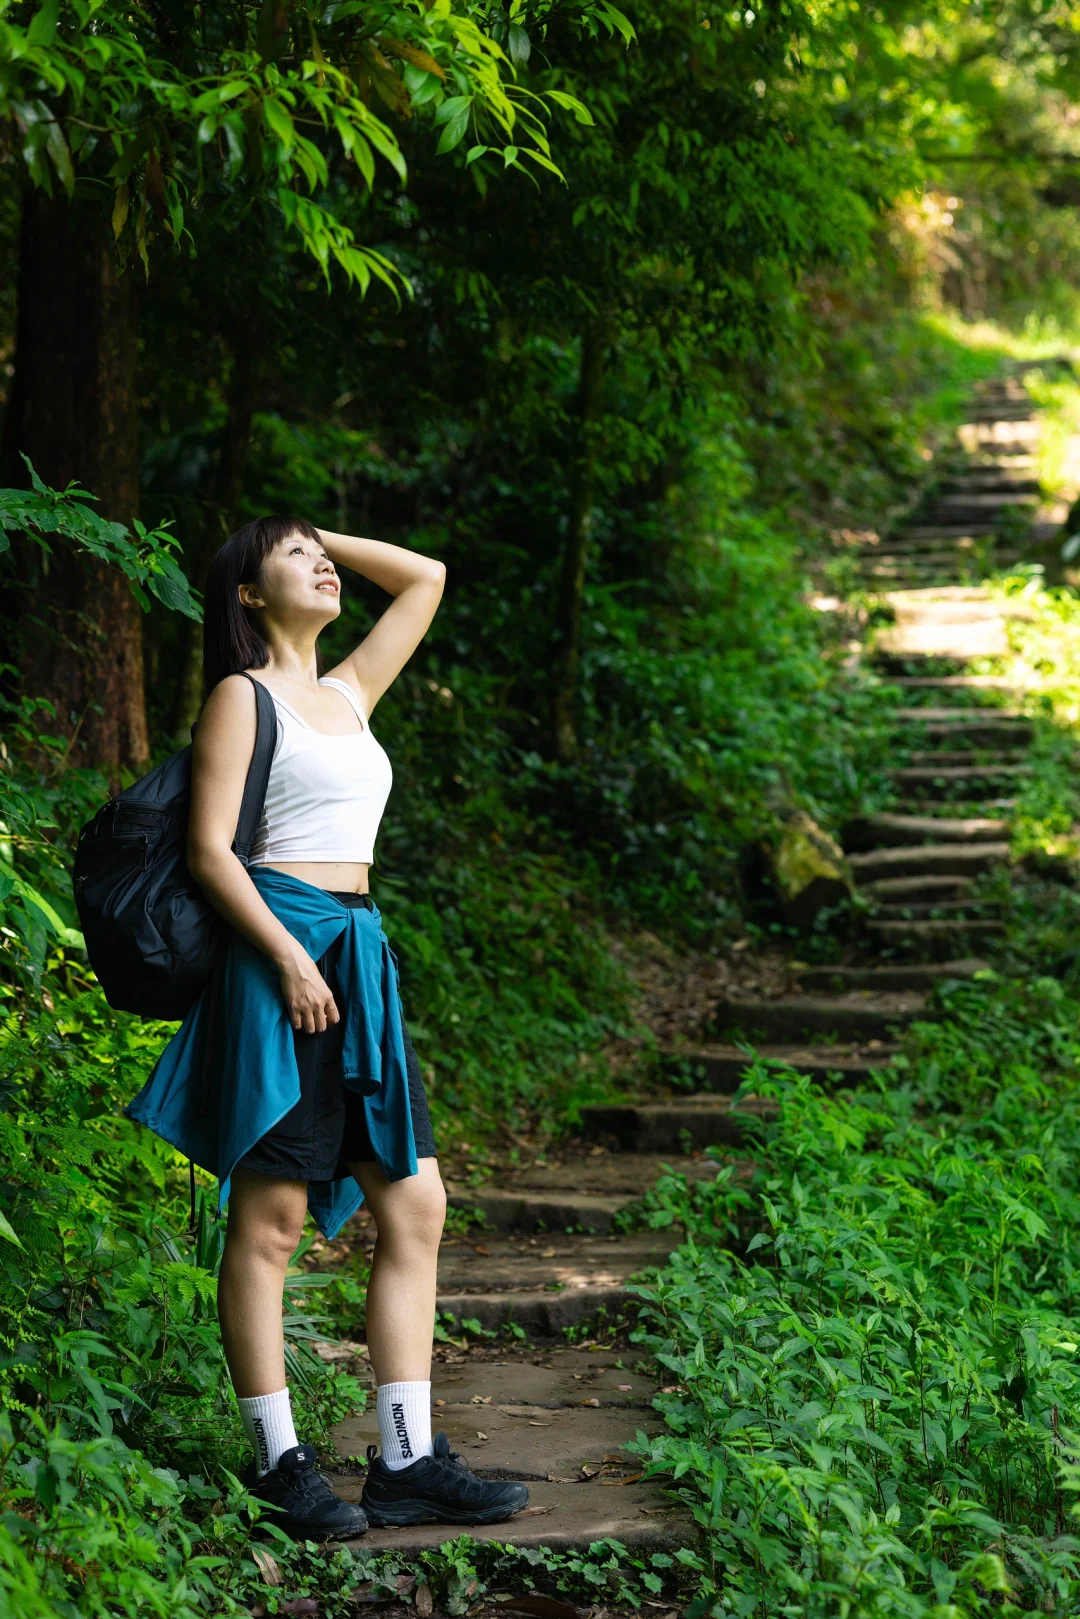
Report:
233,674,278,864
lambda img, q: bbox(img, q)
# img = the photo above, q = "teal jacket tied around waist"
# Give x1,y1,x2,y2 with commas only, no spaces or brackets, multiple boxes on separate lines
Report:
126,868,417,1239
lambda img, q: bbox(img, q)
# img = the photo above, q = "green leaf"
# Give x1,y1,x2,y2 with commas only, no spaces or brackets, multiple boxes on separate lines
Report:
508,23,531,65
26,0,59,48
263,98,295,150
436,107,470,156
0,1210,22,1248
546,89,595,126
433,95,472,128
111,182,130,239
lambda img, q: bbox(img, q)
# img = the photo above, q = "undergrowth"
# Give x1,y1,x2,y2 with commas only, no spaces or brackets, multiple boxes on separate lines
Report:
627,976,1080,1617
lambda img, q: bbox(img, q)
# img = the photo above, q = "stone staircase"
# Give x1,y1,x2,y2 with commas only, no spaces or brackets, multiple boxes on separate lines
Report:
329,371,1044,1557
853,373,1041,589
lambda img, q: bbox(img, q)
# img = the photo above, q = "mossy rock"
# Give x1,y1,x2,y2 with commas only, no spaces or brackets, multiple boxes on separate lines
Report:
770,810,854,930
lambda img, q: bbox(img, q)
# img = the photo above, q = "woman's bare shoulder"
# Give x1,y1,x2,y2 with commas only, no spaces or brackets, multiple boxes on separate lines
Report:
196,674,259,745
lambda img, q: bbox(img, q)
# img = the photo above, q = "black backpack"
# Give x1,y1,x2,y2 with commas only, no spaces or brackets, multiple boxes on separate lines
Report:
73,674,278,1021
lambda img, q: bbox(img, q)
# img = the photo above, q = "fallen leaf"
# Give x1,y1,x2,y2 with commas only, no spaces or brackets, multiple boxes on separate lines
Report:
529,1420,550,1426
512,1504,555,1517
580,1397,600,1407
311,1337,368,1362
599,1472,643,1486
477,1431,488,1440
416,1584,434,1618
546,1473,578,1483
601,1453,627,1463
396,1576,417,1597
579,1464,599,1479
541,1247,557,1257
251,1547,281,1586
473,1244,490,1255
616,1384,633,1391
497,1596,581,1619
470,1394,492,1404
434,1398,446,1407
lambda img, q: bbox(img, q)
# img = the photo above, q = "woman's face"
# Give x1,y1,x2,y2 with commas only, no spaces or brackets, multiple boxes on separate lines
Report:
239,531,341,627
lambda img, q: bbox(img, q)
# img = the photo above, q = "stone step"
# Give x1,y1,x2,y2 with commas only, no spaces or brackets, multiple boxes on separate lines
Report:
858,564,985,585
887,675,1022,693
928,493,1038,514
446,1153,721,1234
959,423,1040,445
858,556,984,575
874,898,999,920
866,920,1004,958
845,812,1009,849
435,1288,639,1338
888,798,1017,817
892,706,1025,721
873,620,1009,659
905,749,1022,768
711,993,929,1043
888,763,1030,795
332,1347,692,1552
860,873,976,903
580,1095,774,1154
963,404,1038,421
942,474,1040,492
797,958,987,992
886,594,1011,623
660,1043,899,1090
904,524,1000,539
893,712,1031,747
877,534,990,552
848,841,1011,881
436,1230,674,1301
955,440,1037,457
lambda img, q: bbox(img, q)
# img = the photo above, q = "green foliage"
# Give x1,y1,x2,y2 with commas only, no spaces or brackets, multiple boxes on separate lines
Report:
627,976,1080,1616
0,458,200,619
0,0,621,281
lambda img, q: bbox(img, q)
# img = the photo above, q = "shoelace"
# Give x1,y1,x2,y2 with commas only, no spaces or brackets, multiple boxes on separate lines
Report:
431,1447,493,1502
281,1459,337,1501
366,1441,490,1501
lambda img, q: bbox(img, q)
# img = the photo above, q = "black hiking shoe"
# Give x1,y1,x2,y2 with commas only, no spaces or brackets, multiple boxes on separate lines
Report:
243,1443,367,1541
360,1432,530,1526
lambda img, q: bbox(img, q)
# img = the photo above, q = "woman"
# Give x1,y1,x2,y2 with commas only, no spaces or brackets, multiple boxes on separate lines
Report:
127,517,528,1539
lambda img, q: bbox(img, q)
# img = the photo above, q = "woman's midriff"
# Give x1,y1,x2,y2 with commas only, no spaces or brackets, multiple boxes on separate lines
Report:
262,861,371,894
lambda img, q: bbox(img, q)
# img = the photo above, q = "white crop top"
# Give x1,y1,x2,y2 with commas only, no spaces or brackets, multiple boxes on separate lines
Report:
247,676,392,866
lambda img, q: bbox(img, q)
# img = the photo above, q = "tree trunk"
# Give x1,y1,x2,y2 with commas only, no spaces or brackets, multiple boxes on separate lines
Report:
169,333,259,741
3,188,146,776
550,318,605,762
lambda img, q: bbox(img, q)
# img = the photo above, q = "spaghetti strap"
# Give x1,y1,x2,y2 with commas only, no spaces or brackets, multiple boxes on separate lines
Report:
319,675,367,729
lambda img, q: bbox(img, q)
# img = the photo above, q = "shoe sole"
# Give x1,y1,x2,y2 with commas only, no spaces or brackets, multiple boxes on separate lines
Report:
362,1495,529,1528
248,1511,368,1542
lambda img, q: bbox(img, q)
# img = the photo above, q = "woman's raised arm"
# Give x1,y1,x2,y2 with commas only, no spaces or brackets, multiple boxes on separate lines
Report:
315,527,445,714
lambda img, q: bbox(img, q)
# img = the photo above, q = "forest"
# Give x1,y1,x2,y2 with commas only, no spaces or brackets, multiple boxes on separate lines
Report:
5,0,1080,1613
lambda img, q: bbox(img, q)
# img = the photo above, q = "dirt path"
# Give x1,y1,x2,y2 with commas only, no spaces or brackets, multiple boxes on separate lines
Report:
330,370,1043,1555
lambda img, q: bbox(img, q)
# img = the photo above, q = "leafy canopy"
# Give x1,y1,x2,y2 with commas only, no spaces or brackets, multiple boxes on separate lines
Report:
0,0,628,286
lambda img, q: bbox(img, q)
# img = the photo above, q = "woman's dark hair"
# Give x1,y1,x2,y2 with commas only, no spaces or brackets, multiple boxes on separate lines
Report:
202,516,322,692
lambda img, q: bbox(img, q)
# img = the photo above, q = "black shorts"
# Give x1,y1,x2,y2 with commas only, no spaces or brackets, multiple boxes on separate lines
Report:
236,893,437,1185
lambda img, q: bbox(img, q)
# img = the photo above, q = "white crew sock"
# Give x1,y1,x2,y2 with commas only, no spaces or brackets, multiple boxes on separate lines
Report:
376,1381,434,1471
238,1388,300,1478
